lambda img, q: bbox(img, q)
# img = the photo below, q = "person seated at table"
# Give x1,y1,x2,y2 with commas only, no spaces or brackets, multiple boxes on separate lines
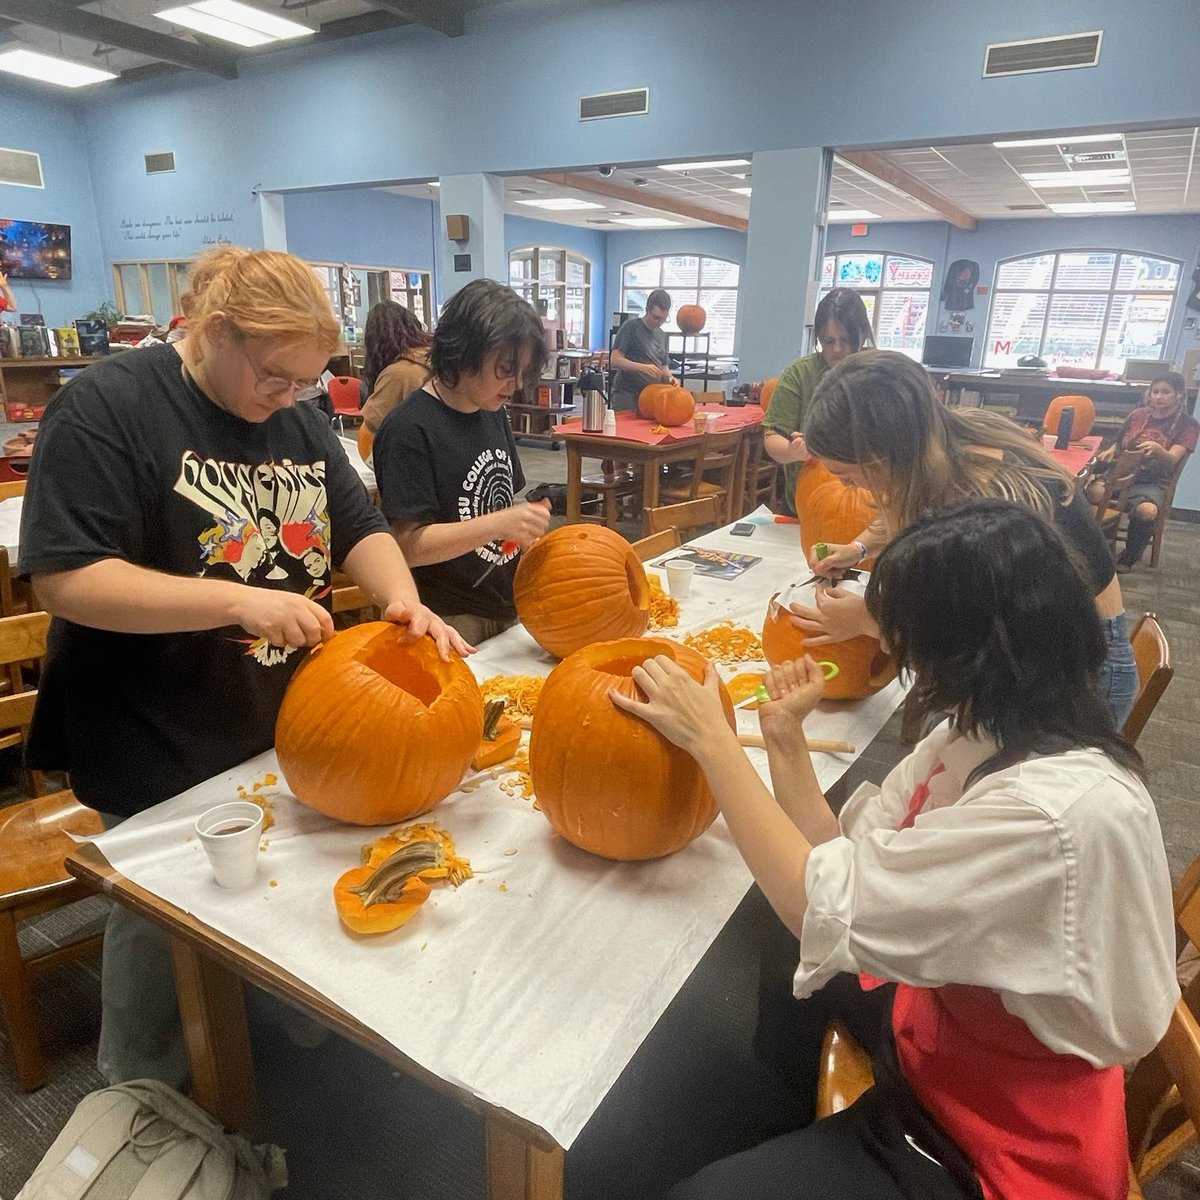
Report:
789,349,1138,728
373,278,552,646
19,245,468,1088
609,288,676,412
359,299,433,435
613,499,1177,1200
762,288,873,516
1082,371,1197,574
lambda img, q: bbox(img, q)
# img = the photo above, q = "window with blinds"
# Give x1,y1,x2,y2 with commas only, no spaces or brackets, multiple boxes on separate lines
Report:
819,252,934,360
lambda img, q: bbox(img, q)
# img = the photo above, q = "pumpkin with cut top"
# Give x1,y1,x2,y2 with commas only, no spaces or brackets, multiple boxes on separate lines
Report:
276,623,483,825
514,524,651,658
529,638,734,860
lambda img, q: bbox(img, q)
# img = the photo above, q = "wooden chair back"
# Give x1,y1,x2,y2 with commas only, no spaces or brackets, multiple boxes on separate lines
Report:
0,610,49,738
631,528,681,562
685,391,728,407
1121,613,1173,745
332,585,379,619
740,430,782,513
660,428,744,523
1147,449,1191,568
642,495,722,539
0,479,26,501
1092,447,1149,531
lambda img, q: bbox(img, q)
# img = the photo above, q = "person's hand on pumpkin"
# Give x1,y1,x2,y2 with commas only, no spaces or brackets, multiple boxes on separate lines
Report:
804,541,860,575
785,584,875,646
489,499,552,549
757,657,826,751
232,587,335,649
383,600,474,660
609,656,733,759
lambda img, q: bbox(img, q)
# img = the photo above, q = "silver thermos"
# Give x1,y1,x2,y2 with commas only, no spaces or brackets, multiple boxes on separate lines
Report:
580,369,607,433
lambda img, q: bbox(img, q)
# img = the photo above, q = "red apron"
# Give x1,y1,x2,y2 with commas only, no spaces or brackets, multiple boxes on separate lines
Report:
867,761,1129,1199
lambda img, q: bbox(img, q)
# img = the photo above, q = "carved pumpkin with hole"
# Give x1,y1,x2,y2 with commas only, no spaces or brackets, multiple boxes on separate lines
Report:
276,623,483,825
514,524,651,658
530,638,733,860
676,304,707,334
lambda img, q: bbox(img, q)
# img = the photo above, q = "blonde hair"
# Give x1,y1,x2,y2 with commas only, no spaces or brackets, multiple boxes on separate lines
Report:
181,246,340,356
804,350,1076,536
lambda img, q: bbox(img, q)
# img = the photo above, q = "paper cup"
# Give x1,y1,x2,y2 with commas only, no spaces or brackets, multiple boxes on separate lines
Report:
664,560,696,599
693,413,709,435
195,801,264,889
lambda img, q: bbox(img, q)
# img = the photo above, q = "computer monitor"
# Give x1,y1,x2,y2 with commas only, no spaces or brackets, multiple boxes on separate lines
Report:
1122,358,1173,383
921,335,974,370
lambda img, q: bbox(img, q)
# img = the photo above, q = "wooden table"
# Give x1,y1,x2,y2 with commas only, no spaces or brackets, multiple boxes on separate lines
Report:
563,405,764,535
66,841,565,1199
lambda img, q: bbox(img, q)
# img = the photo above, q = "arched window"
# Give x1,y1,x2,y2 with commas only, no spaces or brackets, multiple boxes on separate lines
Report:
620,255,740,355
984,250,1181,371
819,252,934,360
509,246,591,348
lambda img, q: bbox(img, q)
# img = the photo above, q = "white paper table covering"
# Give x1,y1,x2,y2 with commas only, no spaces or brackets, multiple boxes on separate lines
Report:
0,495,22,560
336,434,375,493
86,507,906,1149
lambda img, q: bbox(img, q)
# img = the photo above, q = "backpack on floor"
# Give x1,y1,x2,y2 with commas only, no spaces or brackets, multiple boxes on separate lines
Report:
18,1077,284,1200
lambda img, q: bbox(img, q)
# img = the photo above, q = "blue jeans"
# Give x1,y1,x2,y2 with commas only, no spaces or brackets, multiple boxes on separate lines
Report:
1098,612,1138,731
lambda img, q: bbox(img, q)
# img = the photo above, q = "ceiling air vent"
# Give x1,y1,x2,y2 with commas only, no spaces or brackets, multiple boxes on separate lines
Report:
0,147,43,189
144,151,176,175
983,31,1102,78
1007,203,1047,211
579,88,649,122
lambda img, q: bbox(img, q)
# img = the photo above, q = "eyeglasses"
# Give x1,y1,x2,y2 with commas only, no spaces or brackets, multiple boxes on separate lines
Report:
236,339,321,398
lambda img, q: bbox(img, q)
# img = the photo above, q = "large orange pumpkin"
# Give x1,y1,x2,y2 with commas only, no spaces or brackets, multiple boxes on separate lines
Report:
793,459,877,558
637,382,684,421
761,593,895,701
530,638,733,860
514,525,651,658
276,623,483,825
654,388,695,427
676,304,707,334
760,376,780,409
1043,394,1096,441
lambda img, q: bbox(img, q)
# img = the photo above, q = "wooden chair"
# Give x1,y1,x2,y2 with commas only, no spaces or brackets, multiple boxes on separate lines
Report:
1090,447,1149,531
740,430,783,514
641,495,722,540
1105,450,1192,570
631,527,681,562
0,479,26,500
578,460,641,528
0,610,105,1091
657,428,745,524
1122,613,1174,745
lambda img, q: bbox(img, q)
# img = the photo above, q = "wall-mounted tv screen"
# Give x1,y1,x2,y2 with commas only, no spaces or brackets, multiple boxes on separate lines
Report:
0,219,72,281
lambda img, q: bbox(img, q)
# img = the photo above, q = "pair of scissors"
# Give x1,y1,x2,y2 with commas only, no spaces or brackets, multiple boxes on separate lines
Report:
733,662,841,710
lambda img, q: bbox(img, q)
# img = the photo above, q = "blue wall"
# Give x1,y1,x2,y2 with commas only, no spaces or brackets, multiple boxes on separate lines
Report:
0,91,106,326
283,188,436,271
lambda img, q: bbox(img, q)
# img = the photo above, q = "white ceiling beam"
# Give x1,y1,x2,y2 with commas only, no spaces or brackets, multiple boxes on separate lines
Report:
838,150,979,231
533,172,748,232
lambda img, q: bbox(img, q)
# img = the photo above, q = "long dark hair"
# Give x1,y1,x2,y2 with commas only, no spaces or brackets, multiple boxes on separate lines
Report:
813,288,873,354
865,498,1144,784
362,300,431,393
429,279,547,394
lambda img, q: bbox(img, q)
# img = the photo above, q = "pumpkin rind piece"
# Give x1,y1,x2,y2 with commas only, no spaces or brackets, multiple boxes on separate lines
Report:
333,867,431,935
276,622,483,825
529,638,733,860
514,525,651,659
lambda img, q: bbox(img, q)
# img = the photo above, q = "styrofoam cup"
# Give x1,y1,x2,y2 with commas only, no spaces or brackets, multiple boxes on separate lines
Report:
195,801,264,889
664,560,696,599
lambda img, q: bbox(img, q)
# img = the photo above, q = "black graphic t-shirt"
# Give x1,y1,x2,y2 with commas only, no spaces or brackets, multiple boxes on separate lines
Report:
19,343,387,817
373,387,525,620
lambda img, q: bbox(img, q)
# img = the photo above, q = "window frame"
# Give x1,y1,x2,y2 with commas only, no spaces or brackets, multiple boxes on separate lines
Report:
818,251,935,361
508,245,592,348
111,258,194,322
619,253,741,356
983,248,1182,371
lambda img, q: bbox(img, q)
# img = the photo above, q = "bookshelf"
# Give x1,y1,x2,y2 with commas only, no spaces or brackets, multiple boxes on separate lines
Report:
0,357,104,421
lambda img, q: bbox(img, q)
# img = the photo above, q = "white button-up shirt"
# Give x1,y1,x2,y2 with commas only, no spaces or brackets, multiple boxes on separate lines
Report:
799,723,1179,1067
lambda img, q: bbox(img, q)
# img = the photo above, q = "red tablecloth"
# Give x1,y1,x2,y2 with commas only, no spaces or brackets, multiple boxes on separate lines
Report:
1048,434,1102,477
562,404,764,446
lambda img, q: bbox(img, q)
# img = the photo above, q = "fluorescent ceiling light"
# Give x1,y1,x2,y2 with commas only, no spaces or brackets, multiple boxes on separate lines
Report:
826,208,881,222
1048,201,1136,214
515,198,605,211
729,187,752,196
658,159,751,172
0,48,117,87
427,181,440,187
612,217,684,227
156,1,315,46
994,132,1123,148
1022,170,1131,187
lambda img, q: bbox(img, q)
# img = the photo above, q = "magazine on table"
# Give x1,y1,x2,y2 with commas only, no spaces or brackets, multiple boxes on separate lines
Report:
657,546,762,580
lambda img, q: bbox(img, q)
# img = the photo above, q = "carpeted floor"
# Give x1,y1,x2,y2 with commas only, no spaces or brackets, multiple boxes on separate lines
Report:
2,440,1199,1198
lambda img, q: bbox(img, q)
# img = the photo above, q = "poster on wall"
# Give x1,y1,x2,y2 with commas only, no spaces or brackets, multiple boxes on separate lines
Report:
0,219,72,280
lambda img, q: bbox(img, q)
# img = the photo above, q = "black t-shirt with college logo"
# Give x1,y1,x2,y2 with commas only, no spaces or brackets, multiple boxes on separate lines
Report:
372,386,525,620
19,343,386,817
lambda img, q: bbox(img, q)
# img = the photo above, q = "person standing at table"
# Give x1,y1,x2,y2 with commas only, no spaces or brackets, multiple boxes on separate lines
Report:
373,278,552,646
1083,371,1198,574
609,288,676,412
359,299,433,435
19,245,468,1087
762,288,874,516
614,499,1175,1200
790,350,1138,729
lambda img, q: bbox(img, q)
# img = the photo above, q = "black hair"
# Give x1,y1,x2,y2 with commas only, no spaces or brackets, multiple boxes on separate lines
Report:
813,288,873,353
428,279,547,393
864,498,1145,785
645,288,672,315
362,301,432,393
1147,371,1187,397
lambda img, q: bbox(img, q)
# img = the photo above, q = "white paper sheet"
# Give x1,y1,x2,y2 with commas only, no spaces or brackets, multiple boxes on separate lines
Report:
88,508,906,1149
0,495,22,560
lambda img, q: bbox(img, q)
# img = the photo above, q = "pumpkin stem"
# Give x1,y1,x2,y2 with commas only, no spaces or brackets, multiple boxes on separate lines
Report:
482,697,507,740
349,839,444,907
